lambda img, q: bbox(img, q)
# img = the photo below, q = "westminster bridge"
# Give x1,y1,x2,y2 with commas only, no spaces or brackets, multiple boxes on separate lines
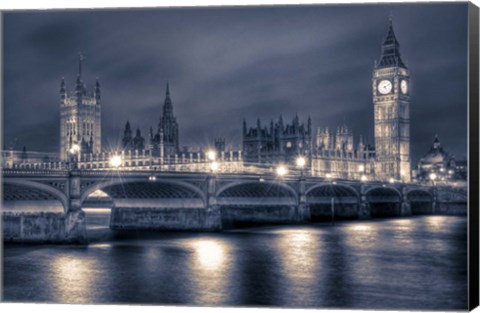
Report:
2,166,468,243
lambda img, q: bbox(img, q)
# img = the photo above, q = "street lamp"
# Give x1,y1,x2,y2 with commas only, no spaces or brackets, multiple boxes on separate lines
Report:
207,150,216,161
429,173,437,186
296,156,306,168
389,178,395,184
296,156,306,178
109,155,122,168
276,164,288,177
325,172,336,225
210,161,220,173
68,144,81,170
361,175,368,182
69,144,80,155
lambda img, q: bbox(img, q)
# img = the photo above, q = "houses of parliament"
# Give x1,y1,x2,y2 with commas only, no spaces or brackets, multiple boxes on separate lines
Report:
53,19,412,182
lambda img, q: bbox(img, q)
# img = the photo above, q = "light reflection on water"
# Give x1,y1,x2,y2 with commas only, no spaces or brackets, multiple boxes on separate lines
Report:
183,238,233,305
3,216,468,310
275,230,321,306
50,255,100,303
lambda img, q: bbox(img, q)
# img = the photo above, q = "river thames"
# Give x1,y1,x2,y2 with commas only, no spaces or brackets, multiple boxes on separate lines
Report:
3,215,467,310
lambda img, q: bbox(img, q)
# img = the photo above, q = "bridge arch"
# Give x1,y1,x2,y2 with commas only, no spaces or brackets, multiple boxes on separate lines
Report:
407,189,434,215
2,178,68,211
306,183,360,198
216,180,298,227
216,180,298,202
81,178,207,206
306,183,360,221
365,186,402,217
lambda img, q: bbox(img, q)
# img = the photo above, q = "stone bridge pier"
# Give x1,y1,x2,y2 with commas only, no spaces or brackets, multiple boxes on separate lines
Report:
65,174,88,242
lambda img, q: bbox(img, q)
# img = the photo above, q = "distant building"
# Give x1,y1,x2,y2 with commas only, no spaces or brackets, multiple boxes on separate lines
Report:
59,54,101,160
2,147,60,168
372,18,411,181
121,83,179,158
151,83,179,157
242,115,312,165
214,138,226,153
122,121,145,151
244,19,411,182
415,135,459,182
311,125,376,180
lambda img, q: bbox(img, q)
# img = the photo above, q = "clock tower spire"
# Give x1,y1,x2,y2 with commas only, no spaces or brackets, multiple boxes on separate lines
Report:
372,18,411,182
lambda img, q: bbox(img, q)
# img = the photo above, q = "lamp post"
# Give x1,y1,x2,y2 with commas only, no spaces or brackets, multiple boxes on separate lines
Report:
109,154,122,169
68,144,80,170
210,161,220,173
326,173,335,225
429,172,437,186
296,156,306,178
276,164,288,177
206,150,219,174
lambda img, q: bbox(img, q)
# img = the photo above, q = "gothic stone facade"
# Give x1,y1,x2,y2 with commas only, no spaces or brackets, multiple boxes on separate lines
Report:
248,19,412,182
372,19,411,181
242,115,312,165
122,83,179,158
60,55,101,160
311,125,376,180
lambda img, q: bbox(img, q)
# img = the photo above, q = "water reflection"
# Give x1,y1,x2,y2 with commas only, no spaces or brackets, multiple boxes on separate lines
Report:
182,237,233,305
51,255,100,303
275,229,321,306
3,216,468,310
189,239,226,269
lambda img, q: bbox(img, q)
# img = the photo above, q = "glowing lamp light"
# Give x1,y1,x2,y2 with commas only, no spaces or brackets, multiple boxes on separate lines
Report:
296,156,306,168
109,155,122,168
400,170,406,176
206,150,216,161
429,173,437,181
276,165,288,177
361,175,368,182
69,144,80,154
358,165,365,172
325,173,332,179
210,161,220,172
389,178,395,184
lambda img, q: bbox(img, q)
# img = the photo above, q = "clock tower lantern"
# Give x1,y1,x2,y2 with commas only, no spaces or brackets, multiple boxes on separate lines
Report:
372,18,411,182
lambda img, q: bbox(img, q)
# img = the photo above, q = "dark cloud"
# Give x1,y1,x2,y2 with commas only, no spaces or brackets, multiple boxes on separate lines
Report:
2,3,468,163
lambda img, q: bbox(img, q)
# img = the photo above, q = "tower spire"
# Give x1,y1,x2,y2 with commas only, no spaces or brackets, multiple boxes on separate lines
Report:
78,52,86,79
376,17,406,69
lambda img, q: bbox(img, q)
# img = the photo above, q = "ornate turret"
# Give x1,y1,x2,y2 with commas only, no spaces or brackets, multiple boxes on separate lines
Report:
122,121,133,150
59,54,102,160
133,128,145,151
151,82,179,157
162,81,174,119
95,78,101,104
60,78,66,102
373,17,411,181
376,17,407,69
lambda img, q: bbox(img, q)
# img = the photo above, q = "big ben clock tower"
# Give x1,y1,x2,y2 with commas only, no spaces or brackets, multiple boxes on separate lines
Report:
373,18,411,182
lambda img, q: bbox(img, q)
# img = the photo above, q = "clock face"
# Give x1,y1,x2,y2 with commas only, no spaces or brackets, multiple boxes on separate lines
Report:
401,80,408,94
378,80,392,94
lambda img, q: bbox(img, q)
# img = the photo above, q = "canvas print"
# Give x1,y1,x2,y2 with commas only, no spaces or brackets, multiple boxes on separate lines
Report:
1,2,478,311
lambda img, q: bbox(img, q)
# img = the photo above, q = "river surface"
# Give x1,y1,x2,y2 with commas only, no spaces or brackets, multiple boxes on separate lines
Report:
2,214,467,310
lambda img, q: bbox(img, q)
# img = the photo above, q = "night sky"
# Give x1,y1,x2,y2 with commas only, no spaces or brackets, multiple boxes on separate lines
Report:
2,3,469,164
